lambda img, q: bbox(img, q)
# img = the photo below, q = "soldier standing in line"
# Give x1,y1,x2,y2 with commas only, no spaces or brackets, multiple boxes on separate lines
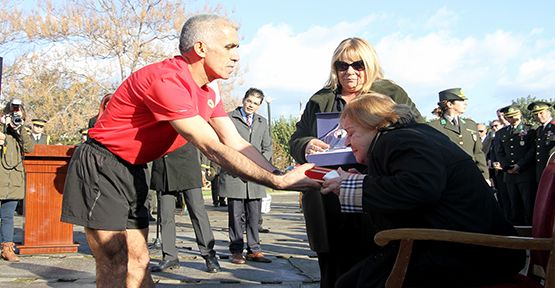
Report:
429,88,489,181
493,105,536,225
489,117,511,219
29,119,50,144
149,143,221,273
527,101,555,182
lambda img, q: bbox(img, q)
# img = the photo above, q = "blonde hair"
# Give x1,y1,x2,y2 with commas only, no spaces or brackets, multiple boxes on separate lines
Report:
324,37,384,93
341,92,412,130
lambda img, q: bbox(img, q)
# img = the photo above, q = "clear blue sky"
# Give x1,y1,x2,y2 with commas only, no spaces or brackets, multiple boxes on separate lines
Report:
208,0,555,123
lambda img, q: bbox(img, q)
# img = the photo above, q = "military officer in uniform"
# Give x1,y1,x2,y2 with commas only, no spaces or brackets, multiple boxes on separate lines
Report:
493,105,536,225
489,116,511,219
528,101,555,182
429,88,489,181
29,119,50,144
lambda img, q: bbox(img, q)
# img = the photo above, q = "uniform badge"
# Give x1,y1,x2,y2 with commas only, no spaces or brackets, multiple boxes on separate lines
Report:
520,140,525,146
207,99,215,109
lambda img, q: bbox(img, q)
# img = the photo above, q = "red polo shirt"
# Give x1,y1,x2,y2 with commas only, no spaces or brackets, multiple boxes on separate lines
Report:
88,56,226,164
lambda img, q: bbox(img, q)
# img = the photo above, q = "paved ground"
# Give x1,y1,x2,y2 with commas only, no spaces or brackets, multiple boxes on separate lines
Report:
0,191,320,287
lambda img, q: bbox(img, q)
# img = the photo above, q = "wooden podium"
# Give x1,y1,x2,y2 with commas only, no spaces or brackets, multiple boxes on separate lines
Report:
19,144,80,254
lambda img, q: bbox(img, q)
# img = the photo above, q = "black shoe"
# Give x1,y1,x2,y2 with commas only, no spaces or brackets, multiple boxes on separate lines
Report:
203,255,221,273
219,201,227,207
258,226,270,233
150,259,180,272
213,202,220,207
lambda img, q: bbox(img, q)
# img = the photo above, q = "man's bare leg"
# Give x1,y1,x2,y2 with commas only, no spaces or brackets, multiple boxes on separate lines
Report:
86,228,154,288
126,228,154,288
85,228,128,288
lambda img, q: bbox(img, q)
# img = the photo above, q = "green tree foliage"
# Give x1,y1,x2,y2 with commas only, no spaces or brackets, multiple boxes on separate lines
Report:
510,95,554,126
271,116,297,170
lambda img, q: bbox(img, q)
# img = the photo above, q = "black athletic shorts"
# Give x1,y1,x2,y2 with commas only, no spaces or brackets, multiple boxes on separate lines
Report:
61,139,150,230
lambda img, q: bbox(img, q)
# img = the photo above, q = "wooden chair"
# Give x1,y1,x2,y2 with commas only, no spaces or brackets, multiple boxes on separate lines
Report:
374,157,555,288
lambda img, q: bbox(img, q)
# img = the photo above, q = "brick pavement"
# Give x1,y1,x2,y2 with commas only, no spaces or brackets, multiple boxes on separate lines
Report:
0,191,320,287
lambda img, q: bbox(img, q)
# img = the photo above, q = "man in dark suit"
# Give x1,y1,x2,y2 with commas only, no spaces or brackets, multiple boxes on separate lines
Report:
528,101,555,182
219,88,273,264
149,143,220,273
494,105,536,225
477,123,492,154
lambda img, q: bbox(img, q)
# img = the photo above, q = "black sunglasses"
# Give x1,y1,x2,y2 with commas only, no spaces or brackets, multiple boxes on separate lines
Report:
334,60,365,72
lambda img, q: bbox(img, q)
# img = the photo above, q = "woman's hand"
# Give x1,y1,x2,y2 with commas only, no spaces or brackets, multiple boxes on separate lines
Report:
305,138,330,155
0,131,5,146
321,168,351,196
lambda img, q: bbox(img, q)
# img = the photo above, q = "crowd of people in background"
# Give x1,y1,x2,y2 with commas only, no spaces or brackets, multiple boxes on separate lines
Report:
0,13,553,288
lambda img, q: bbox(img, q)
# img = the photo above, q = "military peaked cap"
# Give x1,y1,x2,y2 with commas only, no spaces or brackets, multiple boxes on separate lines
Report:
527,101,552,114
504,105,522,118
31,119,47,126
439,88,467,101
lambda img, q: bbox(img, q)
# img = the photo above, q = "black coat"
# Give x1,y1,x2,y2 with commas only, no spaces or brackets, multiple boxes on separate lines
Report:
359,123,524,286
150,142,202,192
534,120,555,182
494,123,536,184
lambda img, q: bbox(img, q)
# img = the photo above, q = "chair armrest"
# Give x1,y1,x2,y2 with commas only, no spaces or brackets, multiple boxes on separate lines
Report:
375,228,552,251
514,225,532,237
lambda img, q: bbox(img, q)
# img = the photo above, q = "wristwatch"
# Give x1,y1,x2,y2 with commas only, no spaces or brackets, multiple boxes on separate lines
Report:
272,169,285,175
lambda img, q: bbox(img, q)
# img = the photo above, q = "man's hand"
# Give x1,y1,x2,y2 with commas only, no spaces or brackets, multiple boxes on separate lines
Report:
0,131,6,146
277,163,321,192
508,164,520,174
305,138,330,155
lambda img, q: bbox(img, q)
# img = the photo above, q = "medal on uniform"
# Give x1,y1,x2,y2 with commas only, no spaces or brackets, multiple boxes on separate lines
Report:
520,140,525,146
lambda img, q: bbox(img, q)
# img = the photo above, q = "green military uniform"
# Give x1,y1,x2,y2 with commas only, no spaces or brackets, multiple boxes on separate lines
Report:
30,119,50,145
527,101,555,182
494,105,536,225
428,88,488,179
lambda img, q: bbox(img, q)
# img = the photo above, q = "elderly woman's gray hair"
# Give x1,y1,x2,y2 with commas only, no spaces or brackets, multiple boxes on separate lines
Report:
340,92,414,130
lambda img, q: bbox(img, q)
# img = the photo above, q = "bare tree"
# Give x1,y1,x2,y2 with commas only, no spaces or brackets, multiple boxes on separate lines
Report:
0,0,237,144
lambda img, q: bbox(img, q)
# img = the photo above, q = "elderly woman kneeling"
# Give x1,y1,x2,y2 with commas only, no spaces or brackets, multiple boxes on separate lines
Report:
321,93,525,288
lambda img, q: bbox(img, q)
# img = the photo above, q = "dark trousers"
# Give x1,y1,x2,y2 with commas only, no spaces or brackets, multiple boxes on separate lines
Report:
335,243,524,288
492,170,511,220
506,180,537,225
210,175,225,205
228,198,261,253
159,188,216,261
317,194,377,288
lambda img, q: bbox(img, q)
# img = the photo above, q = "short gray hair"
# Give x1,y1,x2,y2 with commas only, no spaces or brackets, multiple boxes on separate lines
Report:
179,14,237,54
